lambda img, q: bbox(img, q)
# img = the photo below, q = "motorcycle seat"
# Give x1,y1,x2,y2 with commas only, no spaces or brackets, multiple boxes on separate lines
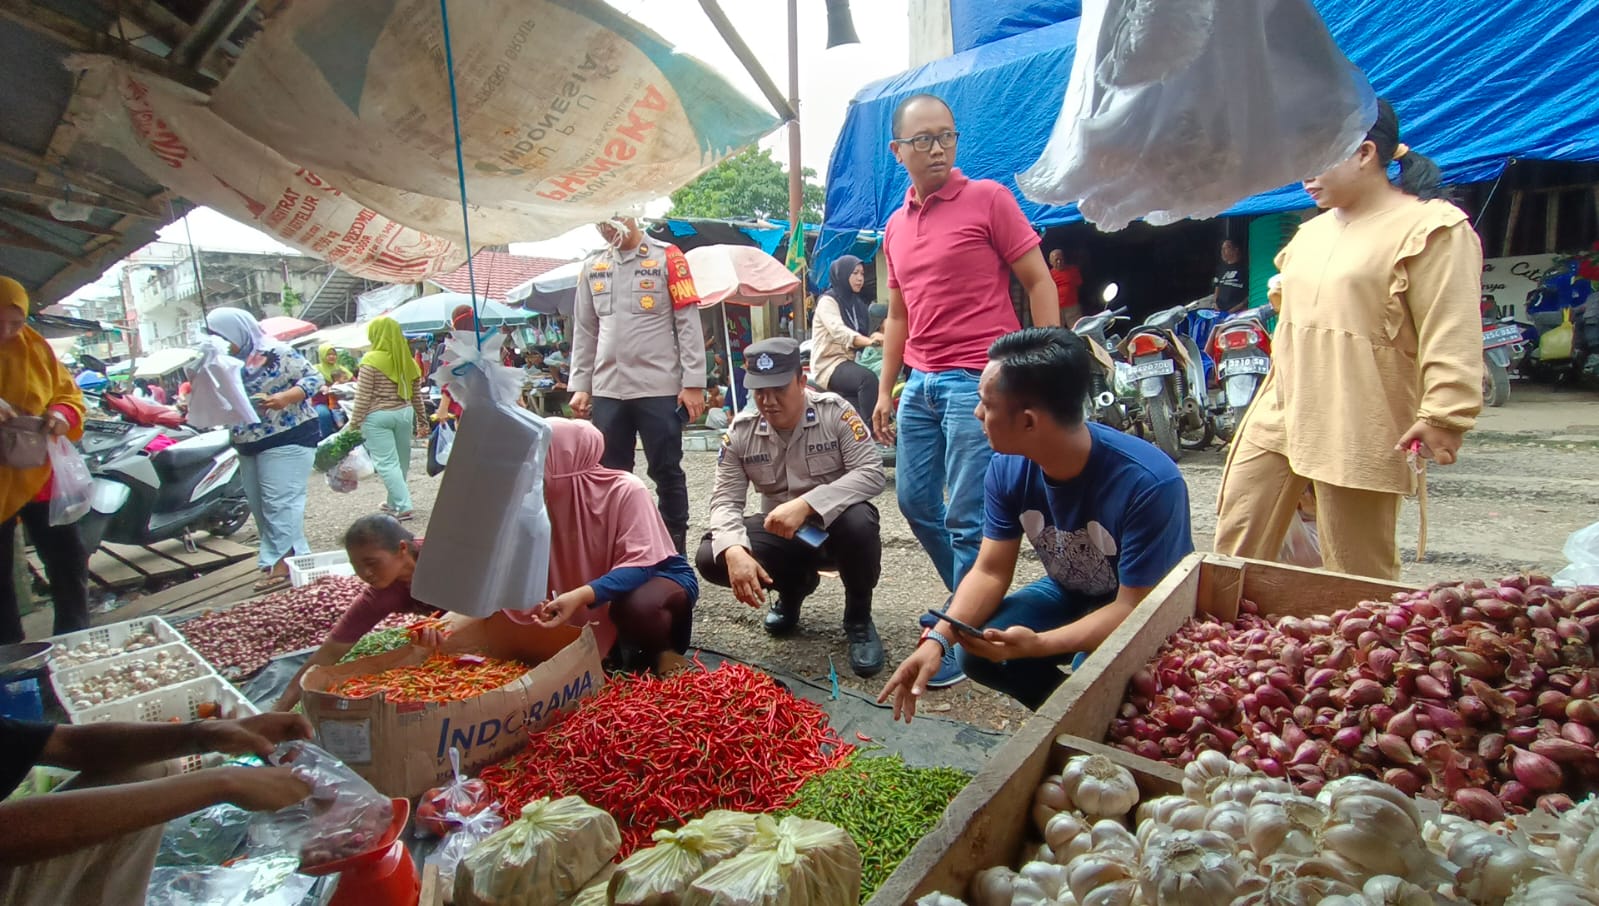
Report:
1145,307,1188,331
153,432,230,472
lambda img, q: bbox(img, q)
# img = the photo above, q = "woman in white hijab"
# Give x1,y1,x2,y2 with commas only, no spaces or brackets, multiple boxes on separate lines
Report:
206,308,326,591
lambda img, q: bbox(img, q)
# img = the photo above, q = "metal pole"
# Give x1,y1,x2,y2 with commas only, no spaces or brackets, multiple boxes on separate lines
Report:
181,209,209,318
785,0,803,341
696,0,798,123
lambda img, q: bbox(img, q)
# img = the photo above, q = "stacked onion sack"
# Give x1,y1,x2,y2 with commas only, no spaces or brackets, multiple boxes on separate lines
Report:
918,751,1599,905
1108,576,1599,820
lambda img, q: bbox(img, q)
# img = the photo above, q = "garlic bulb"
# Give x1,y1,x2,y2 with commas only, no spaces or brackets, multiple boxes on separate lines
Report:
1356,875,1438,906
1557,796,1599,882
1087,819,1140,862
1065,851,1137,904
1316,777,1448,884
1009,876,1050,906
1504,873,1599,906
1206,774,1293,808
1245,793,1327,859
1136,796,1209,831
1078,879,1136,906
1045,812,1092,863
1036,774,1071,812
970,866,1016,906
1182,750,1249,802
1137,827,1245,906
1445,825,1556,903
1203,800,1249,843
916,895,970,906
1018,861,1069,900
1058,754,1140,819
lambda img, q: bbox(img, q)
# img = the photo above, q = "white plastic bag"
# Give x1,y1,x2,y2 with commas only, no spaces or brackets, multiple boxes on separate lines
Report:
325,446,375,494
186,336,258,429
413,331,552,618
1554,521,1599,587
424,807,505,892
682,816,861,906
46,437,92,526
1018,0,1376,230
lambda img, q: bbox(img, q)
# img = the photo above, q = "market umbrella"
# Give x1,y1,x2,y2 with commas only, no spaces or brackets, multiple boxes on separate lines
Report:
683,245,799,412
504,261,582,317
385,292,534,333
133,347,200,379
258,316,318,342
293,322,374,353
75,371,107,391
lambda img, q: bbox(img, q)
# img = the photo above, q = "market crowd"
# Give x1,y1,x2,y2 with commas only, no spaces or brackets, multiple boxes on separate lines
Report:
0,84,1488,896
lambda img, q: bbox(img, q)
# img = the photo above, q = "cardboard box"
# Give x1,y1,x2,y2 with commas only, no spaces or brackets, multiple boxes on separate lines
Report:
301,614,602,798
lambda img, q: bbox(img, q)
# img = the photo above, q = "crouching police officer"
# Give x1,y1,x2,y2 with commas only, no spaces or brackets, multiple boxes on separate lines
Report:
696,338,887,676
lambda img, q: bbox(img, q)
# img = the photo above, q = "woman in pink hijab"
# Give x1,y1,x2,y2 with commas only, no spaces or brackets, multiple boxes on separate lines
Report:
509,418,699,674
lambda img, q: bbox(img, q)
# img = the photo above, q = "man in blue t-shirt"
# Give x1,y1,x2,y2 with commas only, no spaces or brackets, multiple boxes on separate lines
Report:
880,327,1194,715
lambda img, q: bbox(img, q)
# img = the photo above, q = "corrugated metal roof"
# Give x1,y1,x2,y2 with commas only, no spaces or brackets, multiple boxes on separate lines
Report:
427,250,571,303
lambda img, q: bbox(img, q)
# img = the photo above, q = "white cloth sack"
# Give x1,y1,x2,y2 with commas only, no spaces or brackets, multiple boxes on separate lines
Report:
185,337,257,429
411,331,552,618
1018,0,1376,230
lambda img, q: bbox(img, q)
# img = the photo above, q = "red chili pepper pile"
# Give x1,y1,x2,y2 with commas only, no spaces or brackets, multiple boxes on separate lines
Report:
328,652,528,702
479,662,854,856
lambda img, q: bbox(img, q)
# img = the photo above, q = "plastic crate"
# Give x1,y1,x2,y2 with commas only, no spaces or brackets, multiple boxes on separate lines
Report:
77,676,260,773
51,642,217,720
46,616,182,669
287,550,356,587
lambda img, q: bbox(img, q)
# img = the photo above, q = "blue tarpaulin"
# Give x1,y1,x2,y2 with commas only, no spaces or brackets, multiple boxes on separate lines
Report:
825,2,1599,232
949,0,1080,54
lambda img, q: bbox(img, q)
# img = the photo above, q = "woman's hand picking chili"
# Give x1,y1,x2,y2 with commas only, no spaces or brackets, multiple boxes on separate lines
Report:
532,587,595,629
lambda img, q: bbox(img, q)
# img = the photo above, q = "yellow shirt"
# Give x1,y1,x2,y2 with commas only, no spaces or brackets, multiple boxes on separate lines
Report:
1240,197,1483,495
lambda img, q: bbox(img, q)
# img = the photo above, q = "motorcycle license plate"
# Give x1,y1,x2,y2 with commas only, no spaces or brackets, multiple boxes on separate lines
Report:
1483,326,1522,347
1129,359,1175,381
1220,356,1270,376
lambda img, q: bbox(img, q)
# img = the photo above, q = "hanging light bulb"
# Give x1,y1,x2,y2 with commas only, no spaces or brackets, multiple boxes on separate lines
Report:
824,0,859,48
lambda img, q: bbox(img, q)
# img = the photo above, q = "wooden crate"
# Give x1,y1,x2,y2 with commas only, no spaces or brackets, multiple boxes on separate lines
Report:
867,552,1414,905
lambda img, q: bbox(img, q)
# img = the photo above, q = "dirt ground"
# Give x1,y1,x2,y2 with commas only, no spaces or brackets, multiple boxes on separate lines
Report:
290,383,1599,733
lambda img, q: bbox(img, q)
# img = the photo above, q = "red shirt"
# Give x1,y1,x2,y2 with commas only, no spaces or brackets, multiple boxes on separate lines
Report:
883,169,1040,372
1052,266,1082,310
327,541,438,643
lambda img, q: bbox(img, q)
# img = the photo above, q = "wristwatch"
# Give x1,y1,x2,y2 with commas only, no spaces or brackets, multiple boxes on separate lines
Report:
919,626,954,657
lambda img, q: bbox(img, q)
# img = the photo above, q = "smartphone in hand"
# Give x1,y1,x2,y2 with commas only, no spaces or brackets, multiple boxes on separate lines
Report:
926,607,984,637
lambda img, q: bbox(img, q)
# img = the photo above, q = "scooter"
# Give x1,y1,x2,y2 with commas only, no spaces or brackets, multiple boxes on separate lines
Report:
1479,295,1523,408
1072,285,1134,431
1123,298,1214,462
76,409,250,554
1207,306,1275,437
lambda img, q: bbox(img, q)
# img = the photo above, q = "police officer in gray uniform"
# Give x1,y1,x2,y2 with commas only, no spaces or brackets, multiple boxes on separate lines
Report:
570,216,707,554
695,338,887,676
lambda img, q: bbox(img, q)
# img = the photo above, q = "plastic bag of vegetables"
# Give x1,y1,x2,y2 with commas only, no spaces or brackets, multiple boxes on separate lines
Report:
682,816,861,906
609,811,759,905
248,741,394,868
455,795,621,906
417,747,494,837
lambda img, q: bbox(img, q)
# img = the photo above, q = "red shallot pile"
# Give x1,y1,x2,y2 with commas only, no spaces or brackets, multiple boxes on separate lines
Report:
179,577,426,678
1110,575,1599,821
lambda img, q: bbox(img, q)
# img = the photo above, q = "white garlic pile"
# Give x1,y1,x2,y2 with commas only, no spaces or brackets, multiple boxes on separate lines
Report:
63,649,203,709
52,629,163,668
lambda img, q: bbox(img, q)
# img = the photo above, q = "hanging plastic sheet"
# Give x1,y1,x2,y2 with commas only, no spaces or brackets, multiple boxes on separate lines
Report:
1017,0,1375,230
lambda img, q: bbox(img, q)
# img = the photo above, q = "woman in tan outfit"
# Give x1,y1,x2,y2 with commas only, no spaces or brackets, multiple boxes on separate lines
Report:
1215,100,1483,581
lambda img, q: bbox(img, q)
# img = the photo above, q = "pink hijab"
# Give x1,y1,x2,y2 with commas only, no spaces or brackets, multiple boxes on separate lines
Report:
506,418,678,652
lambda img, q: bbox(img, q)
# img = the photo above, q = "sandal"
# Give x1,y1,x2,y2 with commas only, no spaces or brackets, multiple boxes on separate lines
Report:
393,510,415,522
253,572,290,593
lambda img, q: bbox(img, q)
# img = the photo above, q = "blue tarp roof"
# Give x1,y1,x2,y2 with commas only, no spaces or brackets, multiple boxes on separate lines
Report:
824,2,1599,232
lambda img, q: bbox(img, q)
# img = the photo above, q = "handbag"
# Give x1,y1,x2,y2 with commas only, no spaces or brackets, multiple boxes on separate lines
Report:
0,416,50,469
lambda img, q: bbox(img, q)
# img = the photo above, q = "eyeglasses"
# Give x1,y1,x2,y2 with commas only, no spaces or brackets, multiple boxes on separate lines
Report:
893,131,959,152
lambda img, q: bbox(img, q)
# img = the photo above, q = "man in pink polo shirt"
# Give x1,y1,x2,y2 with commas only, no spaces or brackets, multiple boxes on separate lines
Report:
872,94,1058,687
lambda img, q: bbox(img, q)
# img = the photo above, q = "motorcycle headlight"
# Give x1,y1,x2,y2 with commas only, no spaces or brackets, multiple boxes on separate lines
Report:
89,480,130,515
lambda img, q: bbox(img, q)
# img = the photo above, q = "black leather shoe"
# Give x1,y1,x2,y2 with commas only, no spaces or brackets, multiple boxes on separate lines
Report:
764,597,800,636
844,619,885,677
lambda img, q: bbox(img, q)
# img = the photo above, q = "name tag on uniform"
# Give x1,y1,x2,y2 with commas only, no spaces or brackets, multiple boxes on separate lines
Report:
742,453,771,465
806,440,840,455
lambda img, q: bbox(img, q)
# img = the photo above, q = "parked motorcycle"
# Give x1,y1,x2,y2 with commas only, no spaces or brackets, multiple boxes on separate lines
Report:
1479,295,1522,407
1123,298,1214,461
76,403,249,554
1207,306,1275,437
1072,285,1134,431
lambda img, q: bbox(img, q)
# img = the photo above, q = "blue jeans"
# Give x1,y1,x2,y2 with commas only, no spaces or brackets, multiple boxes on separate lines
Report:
238,443,315,570
361,407,416,514
896,369,993,593
956,578,1101,710
314,403,337,438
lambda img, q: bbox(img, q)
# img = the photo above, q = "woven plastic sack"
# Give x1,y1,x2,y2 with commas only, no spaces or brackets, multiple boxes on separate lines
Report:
682,816,861,906
1018,0,1376,230
609,811,759,905
455,796,621,906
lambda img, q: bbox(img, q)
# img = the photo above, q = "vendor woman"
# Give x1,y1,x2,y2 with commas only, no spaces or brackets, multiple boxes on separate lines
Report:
421,418,699,675
272,514,436,710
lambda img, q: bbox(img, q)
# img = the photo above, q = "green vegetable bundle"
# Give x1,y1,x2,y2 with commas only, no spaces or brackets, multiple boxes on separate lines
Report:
780,752,969,902
314,429,364,472
340,628,413,662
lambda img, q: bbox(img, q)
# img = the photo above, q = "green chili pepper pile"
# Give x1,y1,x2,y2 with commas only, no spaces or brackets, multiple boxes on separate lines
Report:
780,751,969,901
340,628,413,662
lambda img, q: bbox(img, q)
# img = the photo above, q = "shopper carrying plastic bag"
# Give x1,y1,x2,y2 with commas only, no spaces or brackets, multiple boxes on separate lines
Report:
1018,0,1376,230
0,275,90,642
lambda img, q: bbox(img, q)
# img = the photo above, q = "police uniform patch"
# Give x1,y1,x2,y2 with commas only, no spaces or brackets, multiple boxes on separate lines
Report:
642,258,660,268
592,261,611,272
842,410,868,442
640,295,656,310
591,280,607,293
638,279,657,290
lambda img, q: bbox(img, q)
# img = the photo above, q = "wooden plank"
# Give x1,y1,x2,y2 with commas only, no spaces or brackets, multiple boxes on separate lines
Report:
1546,192,1562,254
84,550,147,589
194,537,257,560
1502,190,1523,258
1231,556,1415,619
94,561,262,624
1052,734,1183,798
144,538,228,570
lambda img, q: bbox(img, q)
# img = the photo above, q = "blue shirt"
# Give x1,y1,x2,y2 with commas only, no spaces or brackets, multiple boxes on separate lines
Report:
587,555,699,606
984,423,1193,600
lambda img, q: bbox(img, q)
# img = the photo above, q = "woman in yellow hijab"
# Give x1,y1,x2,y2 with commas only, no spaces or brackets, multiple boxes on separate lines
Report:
349,317,428,520
312,344,350,438
0,276,89,643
